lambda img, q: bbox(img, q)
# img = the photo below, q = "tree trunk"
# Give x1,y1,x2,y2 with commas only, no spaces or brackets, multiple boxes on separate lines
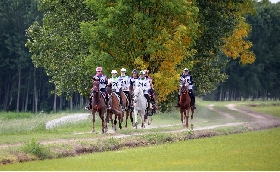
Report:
53,86,57,113
3,76,11,111
69,97,73,111
60,95,63,110
16,68,21,112
33,66,38,113
219,83,223,101
24,79,30,112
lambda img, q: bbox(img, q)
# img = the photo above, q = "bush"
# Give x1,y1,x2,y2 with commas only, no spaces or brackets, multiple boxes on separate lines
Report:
21,138,51,159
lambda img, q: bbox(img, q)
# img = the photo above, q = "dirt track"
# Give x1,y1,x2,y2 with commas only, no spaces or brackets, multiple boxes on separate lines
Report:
1,103,280,149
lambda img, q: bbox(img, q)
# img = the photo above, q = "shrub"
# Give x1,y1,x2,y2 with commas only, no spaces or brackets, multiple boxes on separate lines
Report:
21,138,51,159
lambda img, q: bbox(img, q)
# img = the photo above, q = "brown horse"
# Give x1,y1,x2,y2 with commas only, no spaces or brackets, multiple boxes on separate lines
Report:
91,81,107,133
106,86,124,131
122,86,134,127
179,83,192,128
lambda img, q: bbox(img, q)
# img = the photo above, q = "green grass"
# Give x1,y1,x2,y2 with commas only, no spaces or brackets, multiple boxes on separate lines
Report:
249,106,280,118
1,127,279,171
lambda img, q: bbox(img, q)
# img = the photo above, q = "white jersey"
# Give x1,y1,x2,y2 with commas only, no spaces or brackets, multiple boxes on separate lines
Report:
118,75,131,91
180,74,193,90
108,77,121,92
135,78,151,94
130,77,138,89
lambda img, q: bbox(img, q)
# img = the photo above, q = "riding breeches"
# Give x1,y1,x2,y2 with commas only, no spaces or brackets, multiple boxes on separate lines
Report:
144,94,150,109
115,92,124,106
123,91,131,104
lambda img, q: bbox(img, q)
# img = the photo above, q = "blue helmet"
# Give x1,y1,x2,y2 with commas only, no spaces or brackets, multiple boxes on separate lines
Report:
132,69,138,74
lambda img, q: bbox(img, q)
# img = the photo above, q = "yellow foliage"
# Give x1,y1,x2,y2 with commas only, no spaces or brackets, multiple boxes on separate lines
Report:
223,18,255,64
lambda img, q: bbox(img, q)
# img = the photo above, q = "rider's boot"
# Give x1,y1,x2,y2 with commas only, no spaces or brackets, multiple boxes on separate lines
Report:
193,97,196,109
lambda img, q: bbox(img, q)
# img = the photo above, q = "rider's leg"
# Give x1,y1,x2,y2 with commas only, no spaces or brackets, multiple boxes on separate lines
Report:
144,94,151,116
189,89,196,109
117,92,125,109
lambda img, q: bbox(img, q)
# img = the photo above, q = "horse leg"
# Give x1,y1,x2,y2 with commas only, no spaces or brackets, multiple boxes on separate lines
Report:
141,110,145,128
130,111,133,126
92,111,96,133
118,114,122,130
133,109,138,128
186,109,190,128
180,109,184,124
125,110,128,128
191,107,194,119
113,117,117,131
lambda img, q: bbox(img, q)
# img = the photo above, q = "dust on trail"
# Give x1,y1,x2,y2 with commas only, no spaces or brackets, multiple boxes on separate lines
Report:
46,113,91,130
226,104,265,119
1,103,280,149
208,104,235,119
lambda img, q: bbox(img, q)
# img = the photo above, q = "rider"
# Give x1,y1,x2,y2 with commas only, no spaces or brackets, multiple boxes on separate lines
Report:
85,67,109,110
118,68,131,109
135,70,151,116
144,70,157,110
175,68,196,109
130,69,139,90
108,69,125,110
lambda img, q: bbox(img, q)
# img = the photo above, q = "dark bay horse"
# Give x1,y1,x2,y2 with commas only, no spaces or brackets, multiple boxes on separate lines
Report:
91,80,107,133
179,83,192,128
122,86,134,127
106,85,124,131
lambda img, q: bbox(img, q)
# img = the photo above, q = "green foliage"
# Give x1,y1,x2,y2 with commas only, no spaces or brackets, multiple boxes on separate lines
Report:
21,138,50,159
26,0,95,98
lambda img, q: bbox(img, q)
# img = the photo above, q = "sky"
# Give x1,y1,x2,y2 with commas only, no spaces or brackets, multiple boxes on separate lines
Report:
267,0,280,3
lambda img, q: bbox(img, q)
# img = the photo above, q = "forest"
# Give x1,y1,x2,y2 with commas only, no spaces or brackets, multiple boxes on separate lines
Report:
0,0,279,113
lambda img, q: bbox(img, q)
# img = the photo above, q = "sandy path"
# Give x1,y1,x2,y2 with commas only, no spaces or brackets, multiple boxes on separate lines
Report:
1,103,280,149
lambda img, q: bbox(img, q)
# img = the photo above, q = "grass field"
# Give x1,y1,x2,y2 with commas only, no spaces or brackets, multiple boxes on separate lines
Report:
0,100,279,170
1,127,279,171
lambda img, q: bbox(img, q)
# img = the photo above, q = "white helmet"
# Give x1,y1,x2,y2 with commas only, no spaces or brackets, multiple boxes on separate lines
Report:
183,68,189,72
111,70,117,74
120,68,126,72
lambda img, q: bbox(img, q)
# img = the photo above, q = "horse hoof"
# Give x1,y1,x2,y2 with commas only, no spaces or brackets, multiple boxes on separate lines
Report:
91,129,95,133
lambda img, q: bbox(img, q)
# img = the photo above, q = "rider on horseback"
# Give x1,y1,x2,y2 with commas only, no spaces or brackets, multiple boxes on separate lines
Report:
130,69,139,90
144,70,158,111
135,70,151,116
175,68,196,109
118,68,132,109
85,67,109,110
108,69,125,110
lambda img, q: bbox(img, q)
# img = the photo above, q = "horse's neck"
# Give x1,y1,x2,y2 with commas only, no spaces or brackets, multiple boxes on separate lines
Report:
93,92,101,101
181,92,190,101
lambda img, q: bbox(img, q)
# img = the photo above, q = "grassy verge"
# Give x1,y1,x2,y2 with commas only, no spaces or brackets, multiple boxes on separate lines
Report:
1,127,279,171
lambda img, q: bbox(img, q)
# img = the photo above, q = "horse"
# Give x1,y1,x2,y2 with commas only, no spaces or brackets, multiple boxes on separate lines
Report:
179,82,192,128
132,87,147,129
91,80,107,133
120,89,133,127
146,89,158,125
106,85,124,131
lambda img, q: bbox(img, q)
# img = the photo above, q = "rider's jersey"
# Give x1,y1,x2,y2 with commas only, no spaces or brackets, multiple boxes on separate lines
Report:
93,74,108,89
180,74,194,90
108,77,121,92
118,75,131,92
135,78,151,95
130,77,138,89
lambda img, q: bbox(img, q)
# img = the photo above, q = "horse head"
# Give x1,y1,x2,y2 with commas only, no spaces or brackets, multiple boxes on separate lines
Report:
106,84,112,95
133,87,143,103
92,80,100,93
180,80,188,94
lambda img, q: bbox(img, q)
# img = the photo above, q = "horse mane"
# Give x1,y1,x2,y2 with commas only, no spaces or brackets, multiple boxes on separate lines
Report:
133,87,146,110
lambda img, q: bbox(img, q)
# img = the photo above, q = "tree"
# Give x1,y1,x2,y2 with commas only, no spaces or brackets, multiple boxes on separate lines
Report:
26,0,256,104
26,0,95,98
